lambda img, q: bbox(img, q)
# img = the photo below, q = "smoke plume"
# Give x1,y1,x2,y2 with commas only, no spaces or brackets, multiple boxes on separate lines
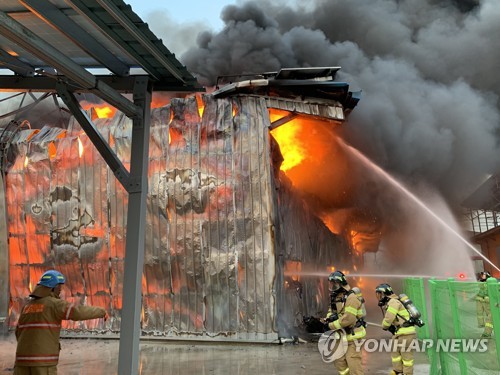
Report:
168,0,500,205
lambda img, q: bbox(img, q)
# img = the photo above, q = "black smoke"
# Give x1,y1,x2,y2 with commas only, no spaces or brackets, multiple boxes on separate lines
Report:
175,0,500,205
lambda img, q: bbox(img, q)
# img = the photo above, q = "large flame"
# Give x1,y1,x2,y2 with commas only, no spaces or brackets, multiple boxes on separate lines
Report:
79,101,117,119
269,109,382,260
270,122,306,172
269,109,308,172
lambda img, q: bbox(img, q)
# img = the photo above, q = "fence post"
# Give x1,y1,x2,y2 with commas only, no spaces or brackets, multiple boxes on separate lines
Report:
447,278,467,375
417,277,431,340
429,278,442,375
486,277,500,369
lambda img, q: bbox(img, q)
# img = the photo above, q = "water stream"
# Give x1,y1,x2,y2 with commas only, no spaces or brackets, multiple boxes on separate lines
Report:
337,138,499,273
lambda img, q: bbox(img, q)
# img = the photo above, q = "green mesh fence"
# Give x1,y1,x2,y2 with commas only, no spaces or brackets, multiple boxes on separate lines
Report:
403,278,431,340
406,277,500,375
403,277,437,371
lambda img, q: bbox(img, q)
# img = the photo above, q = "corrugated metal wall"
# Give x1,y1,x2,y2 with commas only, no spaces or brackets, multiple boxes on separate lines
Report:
1,95,277,340
0,93,350,340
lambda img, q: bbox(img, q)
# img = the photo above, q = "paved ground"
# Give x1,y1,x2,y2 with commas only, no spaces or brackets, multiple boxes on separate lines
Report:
0,326,431,374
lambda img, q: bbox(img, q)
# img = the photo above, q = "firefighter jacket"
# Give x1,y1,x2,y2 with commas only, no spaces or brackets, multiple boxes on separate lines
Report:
381,295,416,337
15,291,106,367
327,290,366,341
475,282,489,302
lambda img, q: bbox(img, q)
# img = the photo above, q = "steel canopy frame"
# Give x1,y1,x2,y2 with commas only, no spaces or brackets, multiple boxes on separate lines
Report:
0,1,200,374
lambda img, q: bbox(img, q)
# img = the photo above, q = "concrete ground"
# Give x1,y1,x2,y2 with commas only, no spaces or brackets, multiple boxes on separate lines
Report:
0,326,431,375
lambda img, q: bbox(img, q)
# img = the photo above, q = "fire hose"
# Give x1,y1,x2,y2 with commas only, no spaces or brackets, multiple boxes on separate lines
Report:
365,321,384,328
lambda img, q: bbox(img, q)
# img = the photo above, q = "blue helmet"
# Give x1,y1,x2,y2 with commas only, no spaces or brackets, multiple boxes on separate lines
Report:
38,270,65,288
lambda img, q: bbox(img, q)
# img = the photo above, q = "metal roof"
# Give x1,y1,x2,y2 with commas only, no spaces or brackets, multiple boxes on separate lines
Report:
0,3,203,373
0,0,201,92
212,67,361,112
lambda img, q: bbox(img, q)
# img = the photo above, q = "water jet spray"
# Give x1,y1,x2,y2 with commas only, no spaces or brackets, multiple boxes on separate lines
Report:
336,138,500,273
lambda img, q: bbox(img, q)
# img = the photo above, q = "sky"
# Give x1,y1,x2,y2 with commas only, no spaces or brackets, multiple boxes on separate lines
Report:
125,0,232,30
124,0,236,56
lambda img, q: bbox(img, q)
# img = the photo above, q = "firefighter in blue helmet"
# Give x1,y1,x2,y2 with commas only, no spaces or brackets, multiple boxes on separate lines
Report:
323,271,366,375
14,270,107,375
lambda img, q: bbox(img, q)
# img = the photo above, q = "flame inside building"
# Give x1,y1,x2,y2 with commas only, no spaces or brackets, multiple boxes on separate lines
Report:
0,69,387,339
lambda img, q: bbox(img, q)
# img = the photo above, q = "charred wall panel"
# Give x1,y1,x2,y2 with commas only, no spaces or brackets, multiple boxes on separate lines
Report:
271,170,351,337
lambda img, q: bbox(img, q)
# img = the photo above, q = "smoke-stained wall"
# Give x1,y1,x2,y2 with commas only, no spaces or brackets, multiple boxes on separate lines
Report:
271,168,350,337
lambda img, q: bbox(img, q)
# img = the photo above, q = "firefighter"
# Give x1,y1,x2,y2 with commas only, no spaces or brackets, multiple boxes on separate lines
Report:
14,270,107,375
375,283,417,375
476,271,493,338
322,271,366,375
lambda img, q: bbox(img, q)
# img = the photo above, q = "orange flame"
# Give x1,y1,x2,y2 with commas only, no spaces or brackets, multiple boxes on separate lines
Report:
168,109,174,125
94,106,115,118
48,142,57,160
24,156,28,168
270,119,306,172
284,260,302,281
151,96,170,109
195,94,204,118
80,101,117,119
78,137,84,158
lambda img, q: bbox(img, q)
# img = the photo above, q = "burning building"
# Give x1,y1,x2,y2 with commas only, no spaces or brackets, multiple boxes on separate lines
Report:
0,65,363,340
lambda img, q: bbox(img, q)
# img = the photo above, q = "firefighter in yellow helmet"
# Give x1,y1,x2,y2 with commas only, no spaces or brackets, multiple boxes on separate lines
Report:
476,271,493,338
376,283,417,375
323,271,366,375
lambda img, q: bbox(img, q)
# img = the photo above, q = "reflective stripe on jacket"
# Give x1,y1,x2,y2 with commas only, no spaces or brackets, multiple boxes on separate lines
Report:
15,295,105,366
382,296,416,336
328,292,366,341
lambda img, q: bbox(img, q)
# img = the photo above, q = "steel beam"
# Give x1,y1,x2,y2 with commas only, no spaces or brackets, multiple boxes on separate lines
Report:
0,49,34,77
117,76,151,375
55,82,131,190
0,172,9,335
0,10,140,117
0,76,193,93
95,0,185,83
269,113,298,130
20,0,130,77
65,0,162,82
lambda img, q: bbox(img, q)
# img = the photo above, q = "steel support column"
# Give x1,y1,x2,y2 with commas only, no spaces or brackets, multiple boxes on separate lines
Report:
0,173,8,335
118,76,151,375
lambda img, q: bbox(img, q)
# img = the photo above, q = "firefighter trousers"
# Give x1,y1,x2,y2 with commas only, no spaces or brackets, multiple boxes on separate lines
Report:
476,300,493,335
391,333,416,375
334,341,363,375
14,365,57,375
